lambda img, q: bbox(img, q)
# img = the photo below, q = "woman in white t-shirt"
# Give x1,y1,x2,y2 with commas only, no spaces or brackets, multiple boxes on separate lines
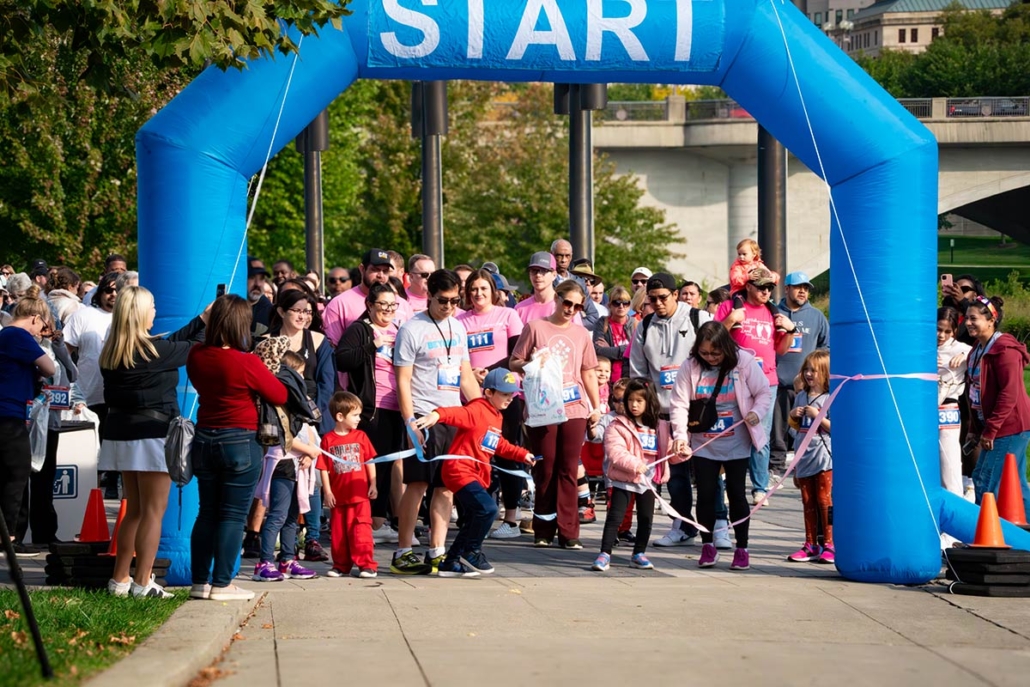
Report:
936,306,970,498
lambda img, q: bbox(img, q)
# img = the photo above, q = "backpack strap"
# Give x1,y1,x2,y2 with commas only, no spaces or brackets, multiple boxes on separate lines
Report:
689,307,700,335
640,313,655,345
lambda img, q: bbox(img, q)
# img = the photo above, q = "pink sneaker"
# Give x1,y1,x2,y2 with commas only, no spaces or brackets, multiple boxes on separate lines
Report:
730,548,750,571
816,545,835,565
787,543,821,563
698,543,718,568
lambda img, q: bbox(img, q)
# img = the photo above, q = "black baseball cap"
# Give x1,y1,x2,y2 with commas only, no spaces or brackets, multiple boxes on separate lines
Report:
362,248,393,268
646,273,677,293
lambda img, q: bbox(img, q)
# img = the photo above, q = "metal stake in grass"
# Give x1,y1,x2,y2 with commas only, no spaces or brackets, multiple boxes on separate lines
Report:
0,508,52,678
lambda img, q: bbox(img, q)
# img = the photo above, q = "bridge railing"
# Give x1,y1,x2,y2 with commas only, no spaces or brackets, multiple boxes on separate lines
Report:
595,96,1030,123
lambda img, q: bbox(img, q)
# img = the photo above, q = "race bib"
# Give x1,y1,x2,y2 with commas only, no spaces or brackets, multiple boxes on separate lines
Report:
703,411,735,439
481,427,501,454
467,330,495,352
437,365,460,391
801,413,814,430
788,333,803,354
375,343,394,361
638,430,658,456
939,406,961,430
969,384,981,410
44,385,71,411
755,357,764,371
659,365,678,390
562,383,582,406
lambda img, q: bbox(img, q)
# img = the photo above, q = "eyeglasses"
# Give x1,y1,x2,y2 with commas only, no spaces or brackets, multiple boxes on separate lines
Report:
632,279,648,286
412,272,431,280
373,301,398,311
611,300,630,307
561,298,584,313
749,282,775,292
435,297,461,307
327,277,347,284
287,308,313,317
648,293,671,304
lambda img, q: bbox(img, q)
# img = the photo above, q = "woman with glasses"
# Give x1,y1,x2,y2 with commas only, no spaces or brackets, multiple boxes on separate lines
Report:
510,280,601,549
335,282,407,544
668,321,773,571
593,285,636,380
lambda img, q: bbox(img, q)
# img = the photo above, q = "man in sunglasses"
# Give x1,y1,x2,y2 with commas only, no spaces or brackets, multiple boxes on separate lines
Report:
630,266,652,293
325,266,351,297
391,269,481,575
716,265,797,505
630,272,712,548
405,254,436,314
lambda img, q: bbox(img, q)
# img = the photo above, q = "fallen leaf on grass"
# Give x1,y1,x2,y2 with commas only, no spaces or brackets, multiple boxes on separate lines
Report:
11,631,27,647
68,629,89,646
109,634,136,645
4,610,19,620
69,666,78,677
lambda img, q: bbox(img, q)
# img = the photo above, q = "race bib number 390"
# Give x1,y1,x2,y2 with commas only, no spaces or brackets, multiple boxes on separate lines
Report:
939,406,960,430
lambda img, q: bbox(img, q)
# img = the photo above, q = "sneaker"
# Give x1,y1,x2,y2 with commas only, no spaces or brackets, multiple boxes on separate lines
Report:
390,550,431,576
579,506,596,524
241,531,261,559
424,551,446,574
450,507,459,523
461,550,495,574
253,561,284,582
751,490,768,507
13,542,41,557
630,553,654,570
372,525,399,544
358,568,378,579
304,539,329,563
654,527,695,547
616,530,636,545
189,583,211,600
592,552,611,572
414,525,429,540
713,520,733,550
698,543,719,568
279,559,316,580
561,539,583,550
490,522,522,539
816,545,835,565
107,578,131,598
437,558,481,578
130,576,174,599
787,543,821,563
534,539,551,548
326,568,346,578
730,548,750,571
519,517,535,534
209,584,256,602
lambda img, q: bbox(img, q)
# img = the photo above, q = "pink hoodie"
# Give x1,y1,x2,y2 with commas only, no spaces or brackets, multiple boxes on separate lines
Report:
603,415,670,486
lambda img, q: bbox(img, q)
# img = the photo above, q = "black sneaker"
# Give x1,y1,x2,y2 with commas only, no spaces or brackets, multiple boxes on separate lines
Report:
460,550,495,574
13,542,41,558
242,532,261,559
414,525,429,540
437,558,481,578
560,539,584,550
424,551,446,574
617,530,636,545
390,550,432,576
304,539,329,562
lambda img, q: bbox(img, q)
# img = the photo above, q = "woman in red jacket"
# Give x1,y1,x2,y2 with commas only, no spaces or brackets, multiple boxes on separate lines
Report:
965,296,1030,510
186,295,287,602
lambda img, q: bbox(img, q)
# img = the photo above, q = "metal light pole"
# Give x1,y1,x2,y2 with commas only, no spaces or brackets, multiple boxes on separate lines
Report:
412,81,448,266
757,125,788,296
555,83,607,263
296,109,329,290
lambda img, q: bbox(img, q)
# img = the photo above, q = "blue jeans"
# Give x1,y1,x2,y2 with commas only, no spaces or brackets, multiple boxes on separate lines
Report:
973,430,1030,510
261,477,299,563
305,482,323,541
447,482,498,560
191,428,263,587
748,388,776,495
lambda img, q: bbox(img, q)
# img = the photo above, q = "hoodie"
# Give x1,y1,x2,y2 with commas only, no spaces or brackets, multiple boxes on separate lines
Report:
602,415,669,492
970,333,1030,442
775,298,830,386
434,398,533,493
628,303,712,412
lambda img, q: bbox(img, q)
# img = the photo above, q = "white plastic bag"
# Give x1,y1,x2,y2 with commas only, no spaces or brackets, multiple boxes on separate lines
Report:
522,348,567,428
28,396,49,472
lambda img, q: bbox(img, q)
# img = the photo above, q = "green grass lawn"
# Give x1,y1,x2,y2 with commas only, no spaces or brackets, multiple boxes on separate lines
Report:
0,588,186,686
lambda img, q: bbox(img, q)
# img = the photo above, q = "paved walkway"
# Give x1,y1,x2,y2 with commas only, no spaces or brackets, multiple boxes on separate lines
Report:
6,489,1030,686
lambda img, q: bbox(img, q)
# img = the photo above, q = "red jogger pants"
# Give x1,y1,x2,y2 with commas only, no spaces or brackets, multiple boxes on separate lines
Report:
330,500,377,573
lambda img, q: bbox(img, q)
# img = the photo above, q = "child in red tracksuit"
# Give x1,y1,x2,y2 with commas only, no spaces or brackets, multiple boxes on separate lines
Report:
318,391,378,579
414,369,537,578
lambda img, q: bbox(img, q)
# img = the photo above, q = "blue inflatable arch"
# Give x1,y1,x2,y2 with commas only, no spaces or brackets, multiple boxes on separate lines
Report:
140,0,1030,585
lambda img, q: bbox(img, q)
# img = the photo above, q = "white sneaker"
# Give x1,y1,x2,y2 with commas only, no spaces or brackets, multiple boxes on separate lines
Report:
713,519,733,550
190,584,212,600
653,527,695,547
209,584,256,602
130,576,174,599
107,578,131,598
963,477,975,503
490,522,522,539
372,525,399,544
450,507,459,523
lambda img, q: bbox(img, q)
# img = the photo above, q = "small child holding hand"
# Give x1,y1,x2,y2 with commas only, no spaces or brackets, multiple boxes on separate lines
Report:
318,391,379,579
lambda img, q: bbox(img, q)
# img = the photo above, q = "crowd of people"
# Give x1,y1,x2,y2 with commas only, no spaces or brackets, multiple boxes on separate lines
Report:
1,239,1028,599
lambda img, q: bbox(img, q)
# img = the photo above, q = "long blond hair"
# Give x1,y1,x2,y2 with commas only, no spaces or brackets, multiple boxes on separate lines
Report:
100,286,158,370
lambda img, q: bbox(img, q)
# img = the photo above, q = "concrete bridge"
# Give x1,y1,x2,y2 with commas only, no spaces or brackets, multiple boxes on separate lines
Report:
594,96,1030,285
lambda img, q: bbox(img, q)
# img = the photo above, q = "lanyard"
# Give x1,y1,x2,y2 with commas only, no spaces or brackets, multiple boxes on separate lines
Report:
430,315,453,363
968,332,1001,380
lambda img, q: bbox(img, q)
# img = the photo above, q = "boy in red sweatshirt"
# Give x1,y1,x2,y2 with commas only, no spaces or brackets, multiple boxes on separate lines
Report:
413,368,537,578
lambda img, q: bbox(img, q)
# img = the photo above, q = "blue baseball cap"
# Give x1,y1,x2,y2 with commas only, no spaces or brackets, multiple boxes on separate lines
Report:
484,368,520,393
784,271,812,287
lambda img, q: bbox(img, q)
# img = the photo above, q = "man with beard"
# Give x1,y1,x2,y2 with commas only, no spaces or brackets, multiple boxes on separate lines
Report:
247,258,273,329
324,249,414,347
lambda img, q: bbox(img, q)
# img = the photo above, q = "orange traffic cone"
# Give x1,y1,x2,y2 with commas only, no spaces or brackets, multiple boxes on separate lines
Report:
102,499,128,556
997,453,1028,526
970,492,1009,549
78,488,111,543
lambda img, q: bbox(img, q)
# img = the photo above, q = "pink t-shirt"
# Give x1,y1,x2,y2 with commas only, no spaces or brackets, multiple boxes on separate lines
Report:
323,285,414,346
512,319,598,420
515,295,584,327
371,321,400,410
407,293,428,314
609,320,629,379
457,306,524,369
715,300,778,386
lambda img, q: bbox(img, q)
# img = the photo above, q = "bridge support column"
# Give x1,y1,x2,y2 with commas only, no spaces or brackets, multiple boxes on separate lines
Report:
727,160,757,275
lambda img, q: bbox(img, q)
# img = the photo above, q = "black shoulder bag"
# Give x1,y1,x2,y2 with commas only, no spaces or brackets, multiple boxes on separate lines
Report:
687,366,729,433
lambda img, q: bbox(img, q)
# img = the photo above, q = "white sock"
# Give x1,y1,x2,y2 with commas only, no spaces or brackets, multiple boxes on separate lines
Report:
396,547,412,556
429,546,446,558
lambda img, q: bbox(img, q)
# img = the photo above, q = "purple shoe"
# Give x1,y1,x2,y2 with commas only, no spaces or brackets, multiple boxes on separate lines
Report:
252,561,284,582
787,543,821,563
278,559,317,580
730,548,750,571
816,545,835,565
698,543,718,568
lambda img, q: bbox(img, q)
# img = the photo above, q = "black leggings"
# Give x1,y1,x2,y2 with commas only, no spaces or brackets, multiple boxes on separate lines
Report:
601,487,655,555
694,457,750,548
363,408,405,519
491,398,526,512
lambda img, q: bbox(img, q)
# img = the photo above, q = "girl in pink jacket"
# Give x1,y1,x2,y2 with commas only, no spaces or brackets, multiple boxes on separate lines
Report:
592,379,670,572
668,322,773,572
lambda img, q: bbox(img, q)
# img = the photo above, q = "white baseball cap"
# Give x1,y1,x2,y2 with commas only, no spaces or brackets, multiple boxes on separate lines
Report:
631,267,653,280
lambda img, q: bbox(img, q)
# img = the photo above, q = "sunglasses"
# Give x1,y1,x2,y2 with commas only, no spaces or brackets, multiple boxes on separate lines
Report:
632,279,648,286
611,300,631,307
749,282,775,292
648,293,671,304
102,286,117,294
435,297,461,307
327,277,347,284
412,272,431,280
561,298,584,313
373,301,399,311
960,285,974,294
